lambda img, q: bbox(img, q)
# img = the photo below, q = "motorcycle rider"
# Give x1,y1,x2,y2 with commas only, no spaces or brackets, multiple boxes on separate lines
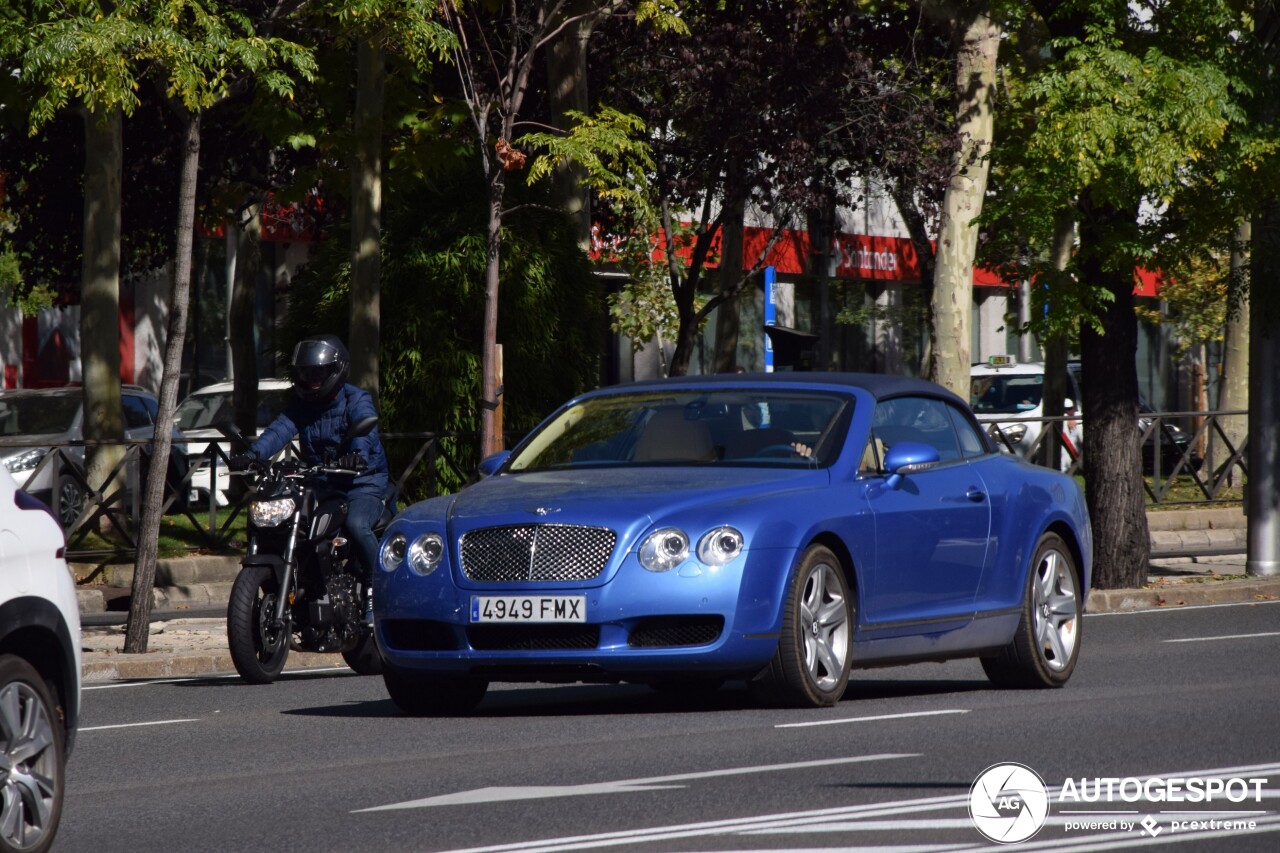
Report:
229,335,390,621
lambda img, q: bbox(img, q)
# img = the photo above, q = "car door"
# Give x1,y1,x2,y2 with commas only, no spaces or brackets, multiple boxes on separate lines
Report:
861,396,992,627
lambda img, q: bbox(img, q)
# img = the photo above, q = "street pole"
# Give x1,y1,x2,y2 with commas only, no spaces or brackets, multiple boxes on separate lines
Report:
1247,201,1280,577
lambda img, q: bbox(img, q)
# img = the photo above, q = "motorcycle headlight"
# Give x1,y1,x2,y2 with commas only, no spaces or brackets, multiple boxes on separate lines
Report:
407,533,445,576
697,526,744,566
4,448,47,473
250,498,296,527
379,533,406,572
639,527,689,572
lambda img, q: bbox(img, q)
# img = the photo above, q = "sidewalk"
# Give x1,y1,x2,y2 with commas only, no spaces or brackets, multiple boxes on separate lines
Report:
75,507,1280,682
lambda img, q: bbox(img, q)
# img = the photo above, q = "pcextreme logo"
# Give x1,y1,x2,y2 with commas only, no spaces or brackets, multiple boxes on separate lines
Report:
969,763,1051,844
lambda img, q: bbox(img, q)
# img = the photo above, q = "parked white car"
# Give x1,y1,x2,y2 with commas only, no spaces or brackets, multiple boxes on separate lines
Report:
0,468,80,852
0,385,190,528
970,356,1082,469
174,379,294,506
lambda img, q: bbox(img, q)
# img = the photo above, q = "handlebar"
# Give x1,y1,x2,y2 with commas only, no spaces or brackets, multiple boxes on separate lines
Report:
228,460,365,478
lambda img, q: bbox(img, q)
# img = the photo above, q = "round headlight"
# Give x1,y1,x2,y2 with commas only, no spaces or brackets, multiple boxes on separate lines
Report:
407,532,445,576
379,533,406,572
639,527,689,572
697,526,744,566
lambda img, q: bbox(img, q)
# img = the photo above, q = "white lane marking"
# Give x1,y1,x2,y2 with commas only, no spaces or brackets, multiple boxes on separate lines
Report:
1087,599,1280,617
420,792,971,853
1164,631,1280,643
354,754,919,812
79,718,200,732
416,764,1280,853
776,709,969,729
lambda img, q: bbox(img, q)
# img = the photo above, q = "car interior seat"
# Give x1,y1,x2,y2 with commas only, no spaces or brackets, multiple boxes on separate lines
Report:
633,407,716,462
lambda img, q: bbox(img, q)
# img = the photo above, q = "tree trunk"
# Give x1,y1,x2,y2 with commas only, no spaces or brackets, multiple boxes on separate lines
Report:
349,38,384,401
712,184,746,373
1214,218,1249,482
1077,195,1149,590
547,0,597,249
890,185,937,375
230,203,261,436
125,110,201,653
479,169,505,456
929,9,1001,397
1040,212,1077,470
80,107,125,529
1246,198,1280,576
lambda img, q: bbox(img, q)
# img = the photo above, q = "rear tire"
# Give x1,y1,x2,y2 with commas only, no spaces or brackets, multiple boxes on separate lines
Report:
341,632,383,676
383,668,488,716
982,533,1082,688
0,656,65,853
227,564,290,684
752,545,853,707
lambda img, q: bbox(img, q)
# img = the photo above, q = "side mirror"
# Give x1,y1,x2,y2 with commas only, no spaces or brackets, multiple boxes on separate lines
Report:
214,419,254,451
478,451,511,478
344,416,378,443
883,441,941,490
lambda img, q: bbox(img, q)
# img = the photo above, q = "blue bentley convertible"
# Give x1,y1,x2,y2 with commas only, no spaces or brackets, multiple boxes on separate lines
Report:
374,373,1092,713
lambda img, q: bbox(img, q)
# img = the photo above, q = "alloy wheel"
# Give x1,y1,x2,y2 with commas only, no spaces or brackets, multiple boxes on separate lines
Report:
0,680,60,850
799,562,850,691
1032,547,1079,671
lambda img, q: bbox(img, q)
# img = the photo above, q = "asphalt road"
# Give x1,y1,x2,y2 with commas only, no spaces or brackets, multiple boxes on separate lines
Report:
59,600,1280,853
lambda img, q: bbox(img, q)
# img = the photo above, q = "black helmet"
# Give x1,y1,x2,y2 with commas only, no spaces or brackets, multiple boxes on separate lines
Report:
291,335,350,402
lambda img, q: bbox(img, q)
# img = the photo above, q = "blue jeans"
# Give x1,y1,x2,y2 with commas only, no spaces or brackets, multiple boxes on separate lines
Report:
345,494,383,580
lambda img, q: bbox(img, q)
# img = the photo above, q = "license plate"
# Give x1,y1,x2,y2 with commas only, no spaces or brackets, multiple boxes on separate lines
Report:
470,595,587,623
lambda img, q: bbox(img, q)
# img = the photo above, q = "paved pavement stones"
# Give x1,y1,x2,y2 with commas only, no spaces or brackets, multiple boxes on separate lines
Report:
74,507,1280,682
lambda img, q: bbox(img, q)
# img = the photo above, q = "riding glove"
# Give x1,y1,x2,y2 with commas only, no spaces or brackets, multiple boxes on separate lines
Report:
228,453,256,471
335,452,368,472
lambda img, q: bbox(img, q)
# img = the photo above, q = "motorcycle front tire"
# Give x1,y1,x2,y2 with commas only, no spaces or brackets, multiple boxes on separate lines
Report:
341,631,383,675
227,564,290,683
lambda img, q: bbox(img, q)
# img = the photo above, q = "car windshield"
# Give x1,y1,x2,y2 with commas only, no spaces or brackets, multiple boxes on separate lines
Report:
174,389,292,431
506,389,852,472
0,396,80,436
970,374,1044,414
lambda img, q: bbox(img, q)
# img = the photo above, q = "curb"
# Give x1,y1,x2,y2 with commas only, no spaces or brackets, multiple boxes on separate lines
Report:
81,646,348,682
1086,576,1280,612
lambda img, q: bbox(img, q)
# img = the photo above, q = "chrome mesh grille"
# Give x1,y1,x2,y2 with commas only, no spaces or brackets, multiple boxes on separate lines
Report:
460,524,617,582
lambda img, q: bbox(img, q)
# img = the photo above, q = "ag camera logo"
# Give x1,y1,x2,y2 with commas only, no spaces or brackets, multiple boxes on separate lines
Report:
969,763,1050,843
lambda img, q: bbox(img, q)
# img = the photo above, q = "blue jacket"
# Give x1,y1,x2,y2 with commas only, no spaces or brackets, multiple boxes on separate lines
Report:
248,384,390,500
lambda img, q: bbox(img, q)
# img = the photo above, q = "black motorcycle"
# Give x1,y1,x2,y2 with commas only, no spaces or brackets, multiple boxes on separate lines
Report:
225,416,388,683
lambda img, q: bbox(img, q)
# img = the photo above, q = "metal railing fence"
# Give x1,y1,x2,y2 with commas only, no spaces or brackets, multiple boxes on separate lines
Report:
2,412,1246,562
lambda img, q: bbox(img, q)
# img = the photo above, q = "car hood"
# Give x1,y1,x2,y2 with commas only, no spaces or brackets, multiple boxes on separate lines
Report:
402,466,827,532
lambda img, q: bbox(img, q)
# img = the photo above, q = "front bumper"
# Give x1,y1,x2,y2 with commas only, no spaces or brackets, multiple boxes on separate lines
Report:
374,547,791,682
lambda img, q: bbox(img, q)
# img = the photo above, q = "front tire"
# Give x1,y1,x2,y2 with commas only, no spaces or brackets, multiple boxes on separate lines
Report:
383,669,488,716
227,564,291,684
0,656,65,853
753,545,853,707
55,479,84,531
982,532,1082,688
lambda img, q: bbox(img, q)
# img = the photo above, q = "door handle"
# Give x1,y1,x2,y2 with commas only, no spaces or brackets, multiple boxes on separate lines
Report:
965,488,986,502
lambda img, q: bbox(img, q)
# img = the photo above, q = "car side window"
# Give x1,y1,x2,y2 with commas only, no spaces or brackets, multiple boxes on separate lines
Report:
121,394,153,429
947,405,988,457
870,397,963,463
